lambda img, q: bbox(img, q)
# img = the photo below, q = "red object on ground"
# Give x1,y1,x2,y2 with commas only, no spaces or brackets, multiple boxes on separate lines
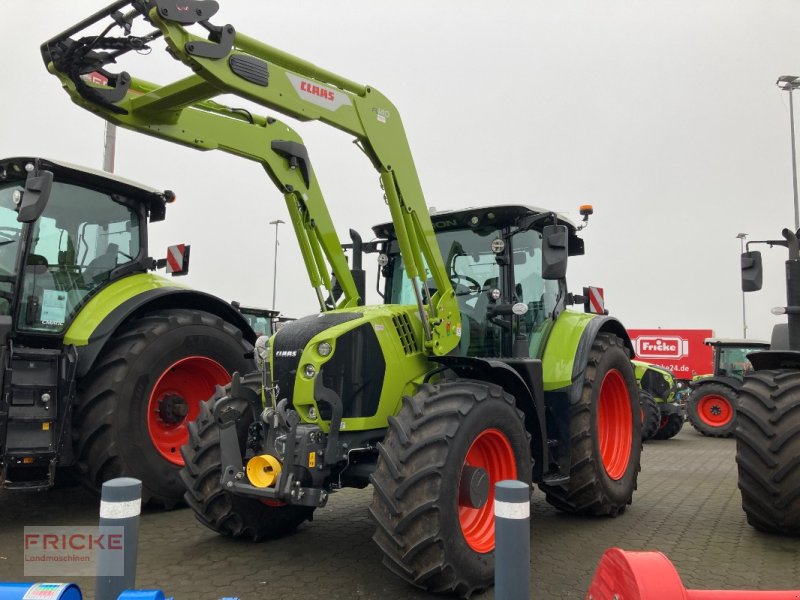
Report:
627,328,714,379
586,548,800,599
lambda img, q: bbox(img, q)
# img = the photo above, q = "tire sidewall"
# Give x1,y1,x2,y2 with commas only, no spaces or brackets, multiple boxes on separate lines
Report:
589,345,641,506
438,385,532,580
112,313,252,496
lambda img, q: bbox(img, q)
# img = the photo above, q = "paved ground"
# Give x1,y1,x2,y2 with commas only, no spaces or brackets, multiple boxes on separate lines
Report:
0,427,798,599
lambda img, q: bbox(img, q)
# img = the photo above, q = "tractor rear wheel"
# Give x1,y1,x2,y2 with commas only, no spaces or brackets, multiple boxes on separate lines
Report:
651,414,683,440
735,370,800,535
687,383,737,437
180,376,315,539
639,390,660,441
539,333,641,516
369,381,531,597
74,309,252,508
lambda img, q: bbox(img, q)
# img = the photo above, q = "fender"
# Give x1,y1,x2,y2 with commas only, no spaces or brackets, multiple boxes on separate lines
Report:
432,355,547,481
749,350,800,371
65,272,255,378
542,310,633,403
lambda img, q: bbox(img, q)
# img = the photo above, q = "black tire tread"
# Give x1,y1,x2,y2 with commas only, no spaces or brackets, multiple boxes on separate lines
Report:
652,413,684,440
640,390,660,441
539,332,641,516
74,309,249,508
180,375,314,540
735,370,800,535
369,381,530,598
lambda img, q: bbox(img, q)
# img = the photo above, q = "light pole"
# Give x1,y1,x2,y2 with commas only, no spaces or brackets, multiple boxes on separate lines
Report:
777,75,800,230
737,232,748,339
270,219,285,310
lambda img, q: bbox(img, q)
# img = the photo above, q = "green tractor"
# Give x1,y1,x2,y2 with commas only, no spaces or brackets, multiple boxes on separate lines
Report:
633,360,684,441
0,156,256,506
43,2,642,594
685,338,769,437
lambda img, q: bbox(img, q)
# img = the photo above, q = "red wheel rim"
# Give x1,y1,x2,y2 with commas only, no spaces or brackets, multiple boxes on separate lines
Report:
597,369,632,480
697,395,733,427
458,428,517,553
147,356,231,465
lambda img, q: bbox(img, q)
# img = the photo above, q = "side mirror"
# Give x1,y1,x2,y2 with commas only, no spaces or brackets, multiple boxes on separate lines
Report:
542,224,568,280
16,170,53,223
741,250,763,292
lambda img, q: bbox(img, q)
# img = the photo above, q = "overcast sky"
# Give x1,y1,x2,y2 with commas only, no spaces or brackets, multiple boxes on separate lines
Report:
2,0,798,342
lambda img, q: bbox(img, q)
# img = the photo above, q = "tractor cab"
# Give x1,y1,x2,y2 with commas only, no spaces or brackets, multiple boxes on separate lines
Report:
703,338,770,382
373,205,585,359
0,157,173,342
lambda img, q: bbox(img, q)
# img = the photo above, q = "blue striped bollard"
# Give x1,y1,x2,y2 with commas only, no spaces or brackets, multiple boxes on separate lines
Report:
494,480,531,600
95,478,142,600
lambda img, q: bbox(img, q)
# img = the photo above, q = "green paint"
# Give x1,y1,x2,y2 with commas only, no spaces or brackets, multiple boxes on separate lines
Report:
64,273,186,345
541,310,596,391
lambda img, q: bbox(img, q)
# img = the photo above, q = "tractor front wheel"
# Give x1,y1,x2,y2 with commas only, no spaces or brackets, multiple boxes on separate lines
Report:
74,309,253,507
735,370,800,535
639,390,660,441
369,381,531,597
652,414,684,440
180,376,315,539
539,332,641,516
687,383,737,437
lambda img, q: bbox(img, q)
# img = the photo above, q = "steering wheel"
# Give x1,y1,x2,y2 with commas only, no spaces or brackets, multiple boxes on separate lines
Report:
450,274,482,296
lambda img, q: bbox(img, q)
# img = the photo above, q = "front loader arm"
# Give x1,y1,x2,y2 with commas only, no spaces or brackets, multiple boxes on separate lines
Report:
41,0,460,354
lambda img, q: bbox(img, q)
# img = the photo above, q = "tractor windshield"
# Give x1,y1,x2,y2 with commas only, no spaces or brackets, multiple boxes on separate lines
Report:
389,226,558,358
17,182,141,334
0,183,25,316
717,346,761,380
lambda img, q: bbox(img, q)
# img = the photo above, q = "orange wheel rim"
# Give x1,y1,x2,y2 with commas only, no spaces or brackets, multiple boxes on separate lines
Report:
147,356,231,465
597,369,632,480
697,395,733,427
458,428,517,553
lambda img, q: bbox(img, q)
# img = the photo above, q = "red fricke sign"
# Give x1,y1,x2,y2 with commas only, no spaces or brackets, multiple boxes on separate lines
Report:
627,329,714,379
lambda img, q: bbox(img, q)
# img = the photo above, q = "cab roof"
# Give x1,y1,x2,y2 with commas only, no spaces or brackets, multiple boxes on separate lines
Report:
372,204,584,256
704,338,770,348
0,156,167,206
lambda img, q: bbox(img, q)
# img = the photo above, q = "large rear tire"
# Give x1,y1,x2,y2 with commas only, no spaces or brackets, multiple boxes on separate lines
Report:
687,383,737,437
735,370,800,535
639,390,660,441
369,381,531,597
74,309,253,508
539,332,641,516
651,413,683,440
180,375,315,540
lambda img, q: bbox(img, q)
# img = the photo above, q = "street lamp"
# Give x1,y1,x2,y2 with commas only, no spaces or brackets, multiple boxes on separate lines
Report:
737,232,748,339
777,75,800,230
270,219,285,309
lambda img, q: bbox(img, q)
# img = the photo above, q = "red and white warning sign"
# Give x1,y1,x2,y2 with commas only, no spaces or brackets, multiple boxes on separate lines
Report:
166,244,190,276
584,286,605,314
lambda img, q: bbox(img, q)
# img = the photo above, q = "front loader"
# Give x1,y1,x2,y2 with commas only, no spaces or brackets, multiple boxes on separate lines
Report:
0,157,255,507
734,229,800,535
42,2,642,594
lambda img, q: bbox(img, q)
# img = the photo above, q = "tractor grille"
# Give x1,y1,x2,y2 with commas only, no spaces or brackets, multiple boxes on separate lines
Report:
392,313,419,355
271,312,361,405
318,323,385,419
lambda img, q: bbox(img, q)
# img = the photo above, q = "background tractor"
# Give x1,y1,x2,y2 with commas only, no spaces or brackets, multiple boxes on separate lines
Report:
633,360,684,441
734,228,800,535
43,2,643,594
0,156,256,507
685,338,769,437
